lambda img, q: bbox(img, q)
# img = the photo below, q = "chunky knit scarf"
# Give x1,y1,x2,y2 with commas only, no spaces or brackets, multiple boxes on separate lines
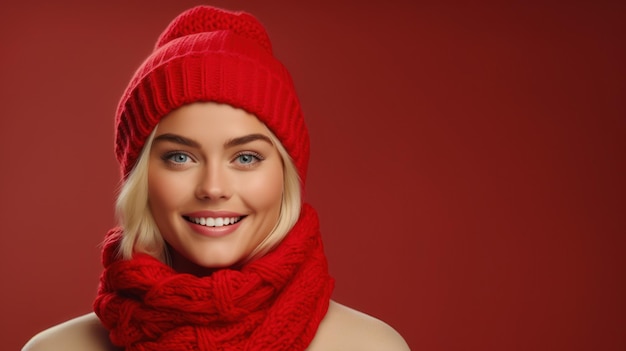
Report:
94,204,334,350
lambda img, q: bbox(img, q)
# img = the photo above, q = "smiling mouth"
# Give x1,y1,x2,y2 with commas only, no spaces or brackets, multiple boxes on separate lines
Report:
183,216,245,227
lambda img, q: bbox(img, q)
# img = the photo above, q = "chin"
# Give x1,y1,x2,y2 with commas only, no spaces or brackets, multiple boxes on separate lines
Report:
198,256,242,269
173,248,252,275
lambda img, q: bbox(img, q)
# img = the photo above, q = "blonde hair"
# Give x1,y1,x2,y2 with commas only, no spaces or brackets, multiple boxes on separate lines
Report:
115,126,302,263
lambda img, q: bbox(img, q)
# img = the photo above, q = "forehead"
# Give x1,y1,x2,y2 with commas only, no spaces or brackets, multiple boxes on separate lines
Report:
156,102,269,137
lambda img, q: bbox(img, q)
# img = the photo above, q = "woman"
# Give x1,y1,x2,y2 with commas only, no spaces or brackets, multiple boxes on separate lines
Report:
23,5,409,351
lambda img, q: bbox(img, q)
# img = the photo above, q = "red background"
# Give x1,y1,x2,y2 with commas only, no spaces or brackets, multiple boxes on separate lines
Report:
1,1,624,350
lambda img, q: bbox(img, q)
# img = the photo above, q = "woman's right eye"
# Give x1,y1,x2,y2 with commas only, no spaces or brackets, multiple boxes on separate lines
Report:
163,152,191,164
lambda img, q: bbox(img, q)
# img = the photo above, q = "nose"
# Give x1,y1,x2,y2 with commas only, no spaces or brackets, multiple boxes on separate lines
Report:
195,164,232,200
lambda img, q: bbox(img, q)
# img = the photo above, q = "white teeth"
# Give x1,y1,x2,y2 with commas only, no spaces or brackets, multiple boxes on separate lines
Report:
188,216,241,227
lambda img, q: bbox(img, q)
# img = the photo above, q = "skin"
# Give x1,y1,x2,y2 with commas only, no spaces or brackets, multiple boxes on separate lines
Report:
22,102,411,351
147,102,284,273
22,302,410,351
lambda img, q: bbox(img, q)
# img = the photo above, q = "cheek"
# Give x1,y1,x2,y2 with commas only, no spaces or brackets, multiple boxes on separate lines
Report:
242,164,284,211
148,169,186,213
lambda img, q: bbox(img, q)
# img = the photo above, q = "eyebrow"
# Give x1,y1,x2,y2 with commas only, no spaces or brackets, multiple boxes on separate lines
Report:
153,133,201,148
153,133,273,149
224,133,273,148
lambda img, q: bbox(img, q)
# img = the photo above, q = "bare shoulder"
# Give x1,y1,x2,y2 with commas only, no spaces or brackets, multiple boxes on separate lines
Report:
22,313,120,351
308,300,411,351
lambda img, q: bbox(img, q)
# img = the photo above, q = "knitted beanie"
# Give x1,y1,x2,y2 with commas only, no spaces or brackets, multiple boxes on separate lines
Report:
114,6,309,183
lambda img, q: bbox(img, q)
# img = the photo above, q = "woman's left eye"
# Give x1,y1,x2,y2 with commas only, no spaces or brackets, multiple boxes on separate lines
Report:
235,153,262,166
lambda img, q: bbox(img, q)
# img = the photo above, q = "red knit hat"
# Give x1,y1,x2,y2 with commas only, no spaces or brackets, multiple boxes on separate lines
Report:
114,6,309,183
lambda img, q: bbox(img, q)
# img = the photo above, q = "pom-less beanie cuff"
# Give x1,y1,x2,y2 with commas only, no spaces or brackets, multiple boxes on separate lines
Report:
114,6,310,184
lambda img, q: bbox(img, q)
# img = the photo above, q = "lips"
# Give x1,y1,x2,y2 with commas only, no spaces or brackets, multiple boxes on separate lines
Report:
182,210,247,229
183,215,245,227
182,211,247,238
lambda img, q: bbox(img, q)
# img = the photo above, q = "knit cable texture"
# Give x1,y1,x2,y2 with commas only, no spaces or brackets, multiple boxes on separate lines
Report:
94,204,334,350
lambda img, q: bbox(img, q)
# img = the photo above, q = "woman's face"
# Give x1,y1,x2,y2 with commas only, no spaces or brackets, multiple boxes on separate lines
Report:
147,102,284,273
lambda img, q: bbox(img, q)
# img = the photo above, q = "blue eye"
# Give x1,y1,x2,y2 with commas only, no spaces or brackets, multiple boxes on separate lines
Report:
237,154,257,164
234,152,263,166
167,153,190,163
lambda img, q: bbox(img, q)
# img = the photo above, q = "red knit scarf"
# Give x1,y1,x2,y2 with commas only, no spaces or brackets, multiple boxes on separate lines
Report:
94,204,334,350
